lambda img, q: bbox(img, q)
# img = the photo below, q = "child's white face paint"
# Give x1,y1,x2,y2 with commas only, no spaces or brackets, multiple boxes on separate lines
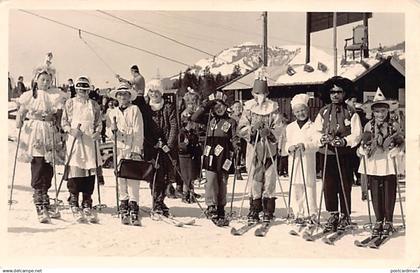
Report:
292,104,308,121
373,106,389,123
253,93,266,104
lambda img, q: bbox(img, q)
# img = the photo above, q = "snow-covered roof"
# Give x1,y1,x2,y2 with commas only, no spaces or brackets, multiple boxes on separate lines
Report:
222,45,405,90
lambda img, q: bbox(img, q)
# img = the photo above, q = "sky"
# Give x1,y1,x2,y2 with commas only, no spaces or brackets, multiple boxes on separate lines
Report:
8,10,404,88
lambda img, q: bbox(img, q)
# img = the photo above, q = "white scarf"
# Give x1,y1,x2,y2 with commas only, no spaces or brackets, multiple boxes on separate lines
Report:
149,100,164,111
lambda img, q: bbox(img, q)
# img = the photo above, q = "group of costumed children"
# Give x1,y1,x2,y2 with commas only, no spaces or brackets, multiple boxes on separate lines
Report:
15,59,404,236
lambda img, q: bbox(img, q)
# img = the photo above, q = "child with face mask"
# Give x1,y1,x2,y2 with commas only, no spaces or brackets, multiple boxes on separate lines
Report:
15,57,68,223
358,88,404,237
61,76,103,223
282,94,320,224
191,91,237,226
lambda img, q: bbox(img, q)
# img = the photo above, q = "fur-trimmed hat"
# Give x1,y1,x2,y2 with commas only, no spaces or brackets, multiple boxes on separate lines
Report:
109,82,137,101
145,79,164,97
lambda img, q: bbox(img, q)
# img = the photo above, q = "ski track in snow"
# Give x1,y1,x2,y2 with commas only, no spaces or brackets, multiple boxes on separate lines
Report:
7,123,405,258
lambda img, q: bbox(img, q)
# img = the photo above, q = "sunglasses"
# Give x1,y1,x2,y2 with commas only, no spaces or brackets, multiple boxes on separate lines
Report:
330,90,343,94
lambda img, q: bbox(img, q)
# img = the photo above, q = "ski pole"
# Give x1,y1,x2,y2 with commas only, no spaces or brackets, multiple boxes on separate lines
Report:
151,150,161,212
299,149,311,219
112,116,120,214
286,150,296,219
264,135,288,210
229,151,238,217
316,145,329,232
334,147,352,223
50,121,61,214
392,156,406,228
362,155,373,228
165,150,206,215
8,127,22,209
94,140,107,210
238,130,260,218
56,124,81,200
198,109,213,185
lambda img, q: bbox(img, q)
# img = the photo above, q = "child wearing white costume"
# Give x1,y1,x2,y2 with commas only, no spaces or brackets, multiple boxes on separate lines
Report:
61,76,102,222
16,57,68,223
106,83,144,225
282,94,320,222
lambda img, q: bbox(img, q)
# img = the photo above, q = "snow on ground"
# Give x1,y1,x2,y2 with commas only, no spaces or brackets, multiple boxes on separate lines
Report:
6,120,406,258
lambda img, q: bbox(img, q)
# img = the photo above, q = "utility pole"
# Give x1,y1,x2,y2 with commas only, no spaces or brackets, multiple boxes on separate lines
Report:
363,13,369,58
306,13,311,64
333,12,337,76
263,11,268,66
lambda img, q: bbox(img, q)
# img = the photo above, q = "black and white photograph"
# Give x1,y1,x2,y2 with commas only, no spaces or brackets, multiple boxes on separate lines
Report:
2,0,420,272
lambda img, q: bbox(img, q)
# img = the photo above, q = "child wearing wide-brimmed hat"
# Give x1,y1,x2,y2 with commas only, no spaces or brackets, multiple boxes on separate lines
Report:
106,82,144,225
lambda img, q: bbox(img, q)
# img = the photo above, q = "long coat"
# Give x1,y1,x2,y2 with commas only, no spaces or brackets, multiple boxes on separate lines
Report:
281,120,320,186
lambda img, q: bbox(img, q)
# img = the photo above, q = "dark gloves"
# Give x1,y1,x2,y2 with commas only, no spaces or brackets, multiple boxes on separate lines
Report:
320,134,334,145
331,137,347,147
259,127,271,138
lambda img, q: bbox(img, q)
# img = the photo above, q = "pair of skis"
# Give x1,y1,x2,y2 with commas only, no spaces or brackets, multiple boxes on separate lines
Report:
354,226,403,249
231,221,273,237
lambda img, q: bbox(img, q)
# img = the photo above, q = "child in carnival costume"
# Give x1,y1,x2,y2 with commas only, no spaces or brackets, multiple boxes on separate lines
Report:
144,79,178,217
237,68,283,223
358,88,404,236
16,53,69,223
61,76,103,223
178,88,204,203
106,82,144,225
191,91,237,226
281,94,320,223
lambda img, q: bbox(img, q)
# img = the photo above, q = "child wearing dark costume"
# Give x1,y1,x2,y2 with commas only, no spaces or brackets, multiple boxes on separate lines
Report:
191,92,237,226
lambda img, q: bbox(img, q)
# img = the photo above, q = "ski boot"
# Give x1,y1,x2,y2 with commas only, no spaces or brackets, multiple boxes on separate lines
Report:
33,190,50,224
120,200,130,225
69,192,86,223
337,214,352,231
128,201,141,226
82,194,99,223
42,193,61,219
372,221,383,236
323,212,339,233
382,221,395,236
247,198,262,224
262,197,276,223
215,206,229,227
205,205,218,220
